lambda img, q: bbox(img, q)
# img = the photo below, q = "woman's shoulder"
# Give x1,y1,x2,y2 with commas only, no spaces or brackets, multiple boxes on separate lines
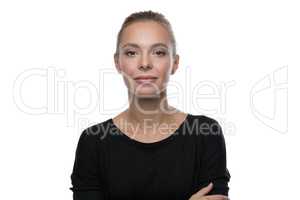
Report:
78,118,113,144
188,113,221,128
189,113,220,124
186,114,224,140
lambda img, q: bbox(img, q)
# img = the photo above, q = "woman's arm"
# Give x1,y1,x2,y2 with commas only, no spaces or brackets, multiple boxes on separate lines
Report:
70,128,106,200
189,182,229,200
196,117,231,196
72,191,104,200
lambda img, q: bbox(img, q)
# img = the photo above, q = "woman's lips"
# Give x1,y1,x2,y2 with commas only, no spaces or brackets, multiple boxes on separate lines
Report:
134,78,157,84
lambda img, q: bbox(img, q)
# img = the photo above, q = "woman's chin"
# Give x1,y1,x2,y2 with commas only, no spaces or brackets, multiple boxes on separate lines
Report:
133,89,161,98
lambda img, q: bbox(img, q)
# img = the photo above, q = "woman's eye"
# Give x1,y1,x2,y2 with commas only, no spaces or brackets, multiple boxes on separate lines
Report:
125,50,137,57
154,50,166,57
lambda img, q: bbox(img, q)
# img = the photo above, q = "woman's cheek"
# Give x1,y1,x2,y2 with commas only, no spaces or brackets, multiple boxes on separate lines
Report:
120,60,137,76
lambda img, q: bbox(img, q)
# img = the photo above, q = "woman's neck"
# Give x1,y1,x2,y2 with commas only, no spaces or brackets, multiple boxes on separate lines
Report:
126,91,178,126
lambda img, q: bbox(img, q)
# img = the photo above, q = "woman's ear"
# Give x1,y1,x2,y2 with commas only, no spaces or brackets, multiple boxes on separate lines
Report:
114,53,121,74
171,54,180,75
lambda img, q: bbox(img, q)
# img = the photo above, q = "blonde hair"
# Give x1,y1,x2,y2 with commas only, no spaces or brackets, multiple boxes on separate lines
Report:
115,10,177,58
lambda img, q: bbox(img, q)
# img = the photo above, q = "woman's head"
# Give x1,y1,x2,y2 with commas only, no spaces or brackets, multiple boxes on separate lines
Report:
114,10,179,98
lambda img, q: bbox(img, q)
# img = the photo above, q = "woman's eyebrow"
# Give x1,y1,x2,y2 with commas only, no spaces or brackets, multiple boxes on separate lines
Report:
151,43,169,49
121,43,169,49
121,43,139,49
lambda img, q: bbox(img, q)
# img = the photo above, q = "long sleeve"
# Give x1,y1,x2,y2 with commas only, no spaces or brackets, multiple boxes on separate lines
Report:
70,129,106,200
197,118,231,196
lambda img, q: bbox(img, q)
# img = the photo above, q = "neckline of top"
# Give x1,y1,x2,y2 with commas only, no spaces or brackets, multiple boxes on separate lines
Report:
109,113,192,148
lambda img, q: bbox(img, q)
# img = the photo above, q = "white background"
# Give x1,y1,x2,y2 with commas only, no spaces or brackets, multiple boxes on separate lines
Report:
0,0,299,199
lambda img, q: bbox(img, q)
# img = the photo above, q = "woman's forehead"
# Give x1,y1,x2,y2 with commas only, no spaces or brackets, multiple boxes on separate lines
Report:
120,21,172,47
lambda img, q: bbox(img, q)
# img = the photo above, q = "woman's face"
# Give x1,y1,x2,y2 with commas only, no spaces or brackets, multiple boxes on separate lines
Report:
114,21,179,98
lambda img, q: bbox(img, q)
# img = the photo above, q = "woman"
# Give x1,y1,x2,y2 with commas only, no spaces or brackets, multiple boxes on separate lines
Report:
70,10,231,200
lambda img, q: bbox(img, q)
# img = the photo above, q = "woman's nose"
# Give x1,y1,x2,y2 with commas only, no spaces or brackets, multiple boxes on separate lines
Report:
139,54,152,71
139,64,152,71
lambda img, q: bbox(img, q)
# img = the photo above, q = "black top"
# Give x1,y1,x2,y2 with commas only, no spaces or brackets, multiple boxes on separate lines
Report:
70,114,231,200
